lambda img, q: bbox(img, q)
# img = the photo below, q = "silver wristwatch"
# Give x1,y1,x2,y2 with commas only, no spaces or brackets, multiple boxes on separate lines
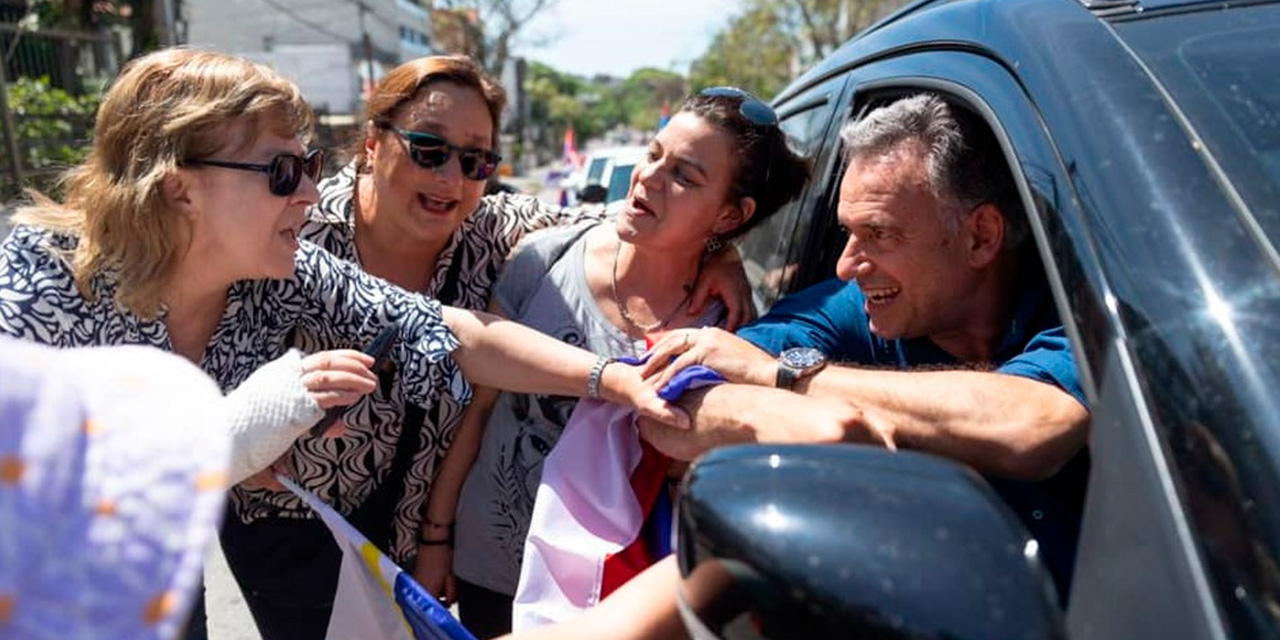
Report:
775,347,827,390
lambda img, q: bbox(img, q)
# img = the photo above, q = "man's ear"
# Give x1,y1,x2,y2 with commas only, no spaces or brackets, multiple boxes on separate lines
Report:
967,202,1005,267
713,196,757,235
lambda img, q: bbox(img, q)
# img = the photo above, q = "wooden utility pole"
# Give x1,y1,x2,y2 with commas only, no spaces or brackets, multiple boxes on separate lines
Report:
358,2,376,95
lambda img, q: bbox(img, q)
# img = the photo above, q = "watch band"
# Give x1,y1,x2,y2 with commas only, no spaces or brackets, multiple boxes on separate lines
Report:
776,362,801,390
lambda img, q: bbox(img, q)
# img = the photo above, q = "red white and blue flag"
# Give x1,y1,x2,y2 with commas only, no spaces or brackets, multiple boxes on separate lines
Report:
512,363,724,630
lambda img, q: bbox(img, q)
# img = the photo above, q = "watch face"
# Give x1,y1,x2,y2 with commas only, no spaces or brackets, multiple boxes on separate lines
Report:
781,347,826,370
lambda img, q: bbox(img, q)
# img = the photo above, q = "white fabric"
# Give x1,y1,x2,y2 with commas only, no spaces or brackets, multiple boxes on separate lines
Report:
221,349,322,484
280,476,475,640
511,399,646,631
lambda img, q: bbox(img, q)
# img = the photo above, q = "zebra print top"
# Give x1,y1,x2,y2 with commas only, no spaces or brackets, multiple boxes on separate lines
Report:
276,162,603,563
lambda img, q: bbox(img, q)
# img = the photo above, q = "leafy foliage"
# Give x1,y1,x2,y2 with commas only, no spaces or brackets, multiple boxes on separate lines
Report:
689,0,909,99
431,0,558,76
523,62,688,165
1,75,101,196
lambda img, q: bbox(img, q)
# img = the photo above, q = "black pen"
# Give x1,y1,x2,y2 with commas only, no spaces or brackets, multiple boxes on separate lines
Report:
309,321,400,437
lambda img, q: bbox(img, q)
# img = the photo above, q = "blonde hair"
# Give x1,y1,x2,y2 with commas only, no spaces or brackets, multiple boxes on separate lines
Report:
14,47,314,316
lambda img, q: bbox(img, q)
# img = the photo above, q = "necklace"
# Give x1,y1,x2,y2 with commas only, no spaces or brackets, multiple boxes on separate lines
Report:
610,239,696,334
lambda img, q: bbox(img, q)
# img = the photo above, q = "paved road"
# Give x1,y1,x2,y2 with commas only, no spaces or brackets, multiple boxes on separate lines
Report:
205,541,263,640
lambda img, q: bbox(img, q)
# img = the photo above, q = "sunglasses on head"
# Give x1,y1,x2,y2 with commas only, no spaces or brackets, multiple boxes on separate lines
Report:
699,86,779,127
184,148,325,197
375,121,503,181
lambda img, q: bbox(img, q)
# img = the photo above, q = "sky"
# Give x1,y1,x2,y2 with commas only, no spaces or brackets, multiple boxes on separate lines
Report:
517,0,744,78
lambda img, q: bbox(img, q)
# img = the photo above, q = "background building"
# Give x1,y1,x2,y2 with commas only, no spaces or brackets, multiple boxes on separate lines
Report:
186,0,434,114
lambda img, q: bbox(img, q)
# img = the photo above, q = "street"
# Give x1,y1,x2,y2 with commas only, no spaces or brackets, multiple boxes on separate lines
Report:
206,542,262,640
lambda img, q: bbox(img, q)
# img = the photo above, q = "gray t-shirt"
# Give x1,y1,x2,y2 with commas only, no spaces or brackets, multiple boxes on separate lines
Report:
454,221,723,595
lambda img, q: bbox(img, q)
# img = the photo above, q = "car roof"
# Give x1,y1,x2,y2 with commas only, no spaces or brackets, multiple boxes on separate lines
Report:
775,0,1260,103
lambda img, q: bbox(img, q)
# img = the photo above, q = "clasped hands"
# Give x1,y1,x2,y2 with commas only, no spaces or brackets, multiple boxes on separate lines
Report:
640,327,778,388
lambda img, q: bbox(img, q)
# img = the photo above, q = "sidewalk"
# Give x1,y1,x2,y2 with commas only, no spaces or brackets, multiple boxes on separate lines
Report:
206,541,263,640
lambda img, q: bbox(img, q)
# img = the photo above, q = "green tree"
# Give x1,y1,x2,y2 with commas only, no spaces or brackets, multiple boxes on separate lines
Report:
431,0,559,76
688,5,792,99
615,68,685,130
3,75,102,197
689,0,908,99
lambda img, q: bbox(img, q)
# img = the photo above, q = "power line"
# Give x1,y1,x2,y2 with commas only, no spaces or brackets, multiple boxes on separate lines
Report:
257,0,353,43
256,0,403,43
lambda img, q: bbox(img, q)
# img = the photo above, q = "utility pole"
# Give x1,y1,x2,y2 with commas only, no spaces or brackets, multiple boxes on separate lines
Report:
357,2,377,97
156,0,178,45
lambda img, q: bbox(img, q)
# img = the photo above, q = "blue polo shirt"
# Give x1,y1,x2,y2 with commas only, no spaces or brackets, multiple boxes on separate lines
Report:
737,276,1089,601
738,277,1086,407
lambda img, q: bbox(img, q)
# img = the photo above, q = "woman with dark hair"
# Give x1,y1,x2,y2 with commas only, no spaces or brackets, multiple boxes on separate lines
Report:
452,87,813,637
219,54,755,638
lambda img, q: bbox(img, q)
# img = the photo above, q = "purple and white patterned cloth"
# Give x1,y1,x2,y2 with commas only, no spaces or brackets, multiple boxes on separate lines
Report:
0,336,230,640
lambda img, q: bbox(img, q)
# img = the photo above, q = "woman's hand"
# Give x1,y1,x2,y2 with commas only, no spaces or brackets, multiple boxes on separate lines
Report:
601,361,690,429
688,246,757,331
640,328,777,390
300,349,378,409
413,544,457,606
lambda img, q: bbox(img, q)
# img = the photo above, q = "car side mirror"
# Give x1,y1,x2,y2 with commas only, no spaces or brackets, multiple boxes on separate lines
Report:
676,444,1066,640
578,184,608,204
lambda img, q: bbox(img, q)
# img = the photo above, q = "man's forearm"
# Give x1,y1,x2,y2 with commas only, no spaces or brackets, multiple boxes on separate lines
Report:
797,366,1089,479
639,385,862,462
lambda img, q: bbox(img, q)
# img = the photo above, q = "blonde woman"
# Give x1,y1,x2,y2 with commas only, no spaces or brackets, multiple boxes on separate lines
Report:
0,48,682,640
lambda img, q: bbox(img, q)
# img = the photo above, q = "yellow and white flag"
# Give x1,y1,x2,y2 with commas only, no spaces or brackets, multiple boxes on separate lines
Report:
279,476,476,640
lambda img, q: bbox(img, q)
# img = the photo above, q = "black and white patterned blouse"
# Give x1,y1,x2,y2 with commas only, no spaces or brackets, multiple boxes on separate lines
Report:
279,162,603,563
0,224,467,554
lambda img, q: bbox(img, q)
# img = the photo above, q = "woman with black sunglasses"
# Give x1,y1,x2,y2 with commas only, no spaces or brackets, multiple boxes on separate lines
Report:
222,54,760,635
0,48,693,640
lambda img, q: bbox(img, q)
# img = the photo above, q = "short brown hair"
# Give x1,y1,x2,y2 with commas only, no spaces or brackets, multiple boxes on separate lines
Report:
351,54,507,169
15,47,313,317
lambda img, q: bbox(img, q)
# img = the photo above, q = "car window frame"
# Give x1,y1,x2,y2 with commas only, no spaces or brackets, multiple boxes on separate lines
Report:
739,74,855,310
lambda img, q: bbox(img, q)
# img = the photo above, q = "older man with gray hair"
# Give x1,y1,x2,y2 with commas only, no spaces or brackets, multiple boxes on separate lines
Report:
638,92,1091,596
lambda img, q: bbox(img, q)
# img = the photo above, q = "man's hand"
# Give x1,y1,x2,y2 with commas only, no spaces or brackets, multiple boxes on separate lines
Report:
637,385,896,462
640,328,777,390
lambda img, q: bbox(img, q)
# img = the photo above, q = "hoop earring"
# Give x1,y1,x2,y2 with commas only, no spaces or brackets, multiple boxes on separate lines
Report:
704,234,724,254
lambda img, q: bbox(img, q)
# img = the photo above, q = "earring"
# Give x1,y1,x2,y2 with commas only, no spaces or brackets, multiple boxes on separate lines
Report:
704,234,724,254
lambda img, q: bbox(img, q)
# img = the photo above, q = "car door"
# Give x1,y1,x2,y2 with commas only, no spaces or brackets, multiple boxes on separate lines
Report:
758,34,1229,640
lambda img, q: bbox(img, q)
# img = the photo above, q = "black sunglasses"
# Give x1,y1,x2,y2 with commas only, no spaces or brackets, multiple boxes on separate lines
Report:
375,122,503,181
184,148,325,197
700,86,779,126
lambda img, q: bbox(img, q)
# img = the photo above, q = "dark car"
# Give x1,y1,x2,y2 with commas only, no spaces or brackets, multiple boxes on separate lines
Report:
679,0,1280,638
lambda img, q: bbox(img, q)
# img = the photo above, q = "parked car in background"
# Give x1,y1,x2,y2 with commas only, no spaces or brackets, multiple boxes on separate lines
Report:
601,146,648,205
682,0,1280,638
559,145,647,205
